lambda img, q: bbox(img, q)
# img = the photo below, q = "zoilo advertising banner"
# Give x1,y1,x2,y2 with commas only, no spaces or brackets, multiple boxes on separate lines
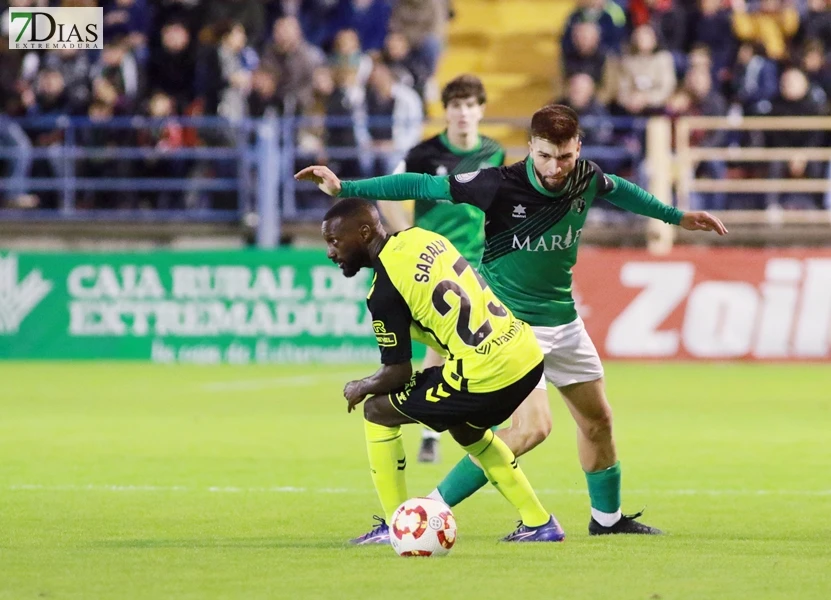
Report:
574,247,831,361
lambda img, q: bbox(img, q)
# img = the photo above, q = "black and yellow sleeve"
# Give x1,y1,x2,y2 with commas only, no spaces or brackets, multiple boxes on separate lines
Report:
366,262,413,365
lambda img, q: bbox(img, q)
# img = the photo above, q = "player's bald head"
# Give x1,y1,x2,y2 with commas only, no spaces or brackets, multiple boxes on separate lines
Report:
323,197,381,228
321,198,386,277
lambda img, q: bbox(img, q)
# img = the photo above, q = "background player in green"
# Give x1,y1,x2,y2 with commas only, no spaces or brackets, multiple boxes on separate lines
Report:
319,198,564,544
296,104,727,536
378,74,506,464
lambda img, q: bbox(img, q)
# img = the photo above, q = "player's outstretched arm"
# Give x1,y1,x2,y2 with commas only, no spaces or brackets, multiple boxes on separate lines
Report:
294,165,343,196
679,211,728,235
601,173,728,236
296,165,453,202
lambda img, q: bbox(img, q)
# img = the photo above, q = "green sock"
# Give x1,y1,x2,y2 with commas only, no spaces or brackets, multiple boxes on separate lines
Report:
585,461,621,514
435,426,499,507
436,455,489,507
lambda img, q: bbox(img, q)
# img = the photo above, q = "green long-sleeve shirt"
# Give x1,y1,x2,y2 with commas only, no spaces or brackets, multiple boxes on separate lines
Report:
340,158,683,326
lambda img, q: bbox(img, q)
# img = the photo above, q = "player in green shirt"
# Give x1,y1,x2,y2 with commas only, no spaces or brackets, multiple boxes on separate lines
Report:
378,74,506,464
297,104,727,536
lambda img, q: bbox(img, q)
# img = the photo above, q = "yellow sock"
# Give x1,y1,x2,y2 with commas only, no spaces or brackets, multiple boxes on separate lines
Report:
464,430,549,527
364,420,408,522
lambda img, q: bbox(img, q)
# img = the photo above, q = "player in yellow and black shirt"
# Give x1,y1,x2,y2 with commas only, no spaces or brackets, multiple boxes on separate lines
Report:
378,74,507,464
320,197,564,544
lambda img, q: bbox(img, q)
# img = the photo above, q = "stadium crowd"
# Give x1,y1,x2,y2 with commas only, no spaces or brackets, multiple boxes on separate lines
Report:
0,0,445,209
0,0,829,212
556,0,831,210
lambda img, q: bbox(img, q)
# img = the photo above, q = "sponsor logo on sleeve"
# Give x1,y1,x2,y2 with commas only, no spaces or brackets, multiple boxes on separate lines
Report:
454,171,480,183
373,320,397,347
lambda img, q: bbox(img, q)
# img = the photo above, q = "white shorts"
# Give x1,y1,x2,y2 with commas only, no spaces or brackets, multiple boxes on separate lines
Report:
531,317,604,389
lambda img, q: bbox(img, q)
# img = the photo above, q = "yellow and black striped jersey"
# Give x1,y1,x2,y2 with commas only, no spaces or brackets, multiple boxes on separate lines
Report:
367,227,542,393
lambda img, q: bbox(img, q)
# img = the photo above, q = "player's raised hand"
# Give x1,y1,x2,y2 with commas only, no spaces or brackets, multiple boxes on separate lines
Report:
344,380,368,413
679,211,728,236
294,165,342,197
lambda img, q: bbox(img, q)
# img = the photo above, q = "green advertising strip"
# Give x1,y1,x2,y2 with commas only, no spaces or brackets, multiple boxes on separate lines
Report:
0,250,426,364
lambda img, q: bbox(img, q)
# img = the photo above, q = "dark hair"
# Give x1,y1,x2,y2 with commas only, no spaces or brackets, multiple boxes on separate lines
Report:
89,99,112,113
802,37,825,56
323,197,377,222
214,19,243,42
530,104,581,144
441,74,486,107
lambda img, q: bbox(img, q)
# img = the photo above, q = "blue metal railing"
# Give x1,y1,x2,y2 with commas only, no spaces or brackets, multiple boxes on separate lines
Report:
0,116,274,220
0,115,647,245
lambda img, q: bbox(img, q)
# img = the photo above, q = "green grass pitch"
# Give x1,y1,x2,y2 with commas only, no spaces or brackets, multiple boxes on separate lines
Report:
1,362,830,599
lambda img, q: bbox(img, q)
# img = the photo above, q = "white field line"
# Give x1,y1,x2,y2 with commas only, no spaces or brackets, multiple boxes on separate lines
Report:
200,372,359,392
6,484,831,496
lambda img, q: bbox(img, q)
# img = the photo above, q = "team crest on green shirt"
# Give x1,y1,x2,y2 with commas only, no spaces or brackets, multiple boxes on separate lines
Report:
571,196,586,214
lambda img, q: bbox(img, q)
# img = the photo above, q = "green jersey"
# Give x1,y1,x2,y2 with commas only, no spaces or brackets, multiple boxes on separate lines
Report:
402,132,505,267
340,158,683,327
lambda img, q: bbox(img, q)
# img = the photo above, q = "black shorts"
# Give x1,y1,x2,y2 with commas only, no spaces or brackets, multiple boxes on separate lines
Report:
387,361,544,432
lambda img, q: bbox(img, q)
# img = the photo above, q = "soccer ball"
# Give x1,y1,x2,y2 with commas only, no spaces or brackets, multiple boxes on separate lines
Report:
390,497,457,557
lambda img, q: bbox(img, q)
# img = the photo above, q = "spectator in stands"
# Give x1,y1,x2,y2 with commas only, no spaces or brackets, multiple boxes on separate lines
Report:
381,31,432,104
137,91,185,209
151,0,202,44
616,24,677,115
364,61,423,176
729,41,779,114
0,16,25,116
292,0,342,50
559,73,622,171
20,68,75,207
732,0,799,62
626,0,689,70
103,0,151,64
204,0,267,49
327,0,393,53
247,68,284,119
764,67,828,209
330,28,374,88
670,66,730,209
262,16,326,115
689,0,737,84
198,20,259,121
799,39,831,102
560,21,619,106
562,0,627,57
77,100,134,210
25,68,77,117
682,63,730,121
559,74,615,147
795,0,831,49
90,36,141,115
40,48,92,116
147,20,196,113
0,115,34,209
389,0,448,78
686,43,714,74
0,12,35,208
324,65,367,179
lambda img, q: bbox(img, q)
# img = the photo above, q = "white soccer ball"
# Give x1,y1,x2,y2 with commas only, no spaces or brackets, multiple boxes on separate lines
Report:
390,497,457,557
